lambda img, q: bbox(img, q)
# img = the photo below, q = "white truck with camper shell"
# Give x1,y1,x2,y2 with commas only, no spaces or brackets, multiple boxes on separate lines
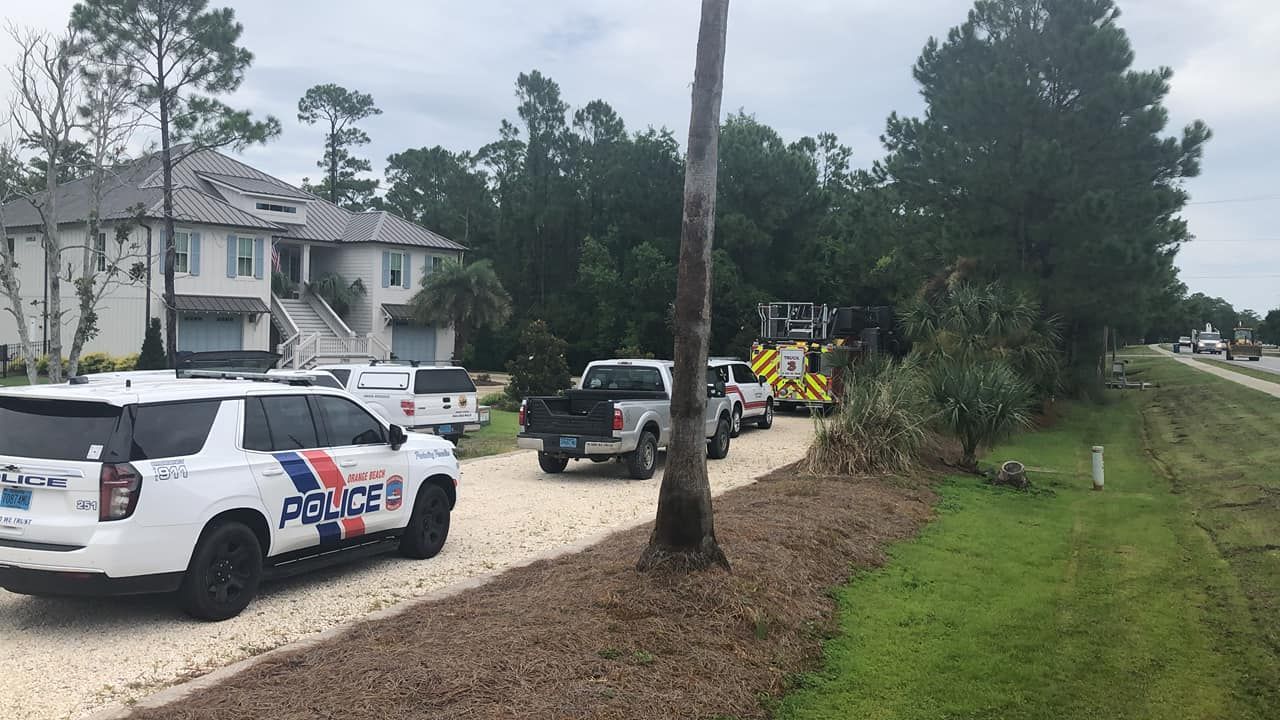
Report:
314,361,479,443
516,359,735,480
0,370,459,621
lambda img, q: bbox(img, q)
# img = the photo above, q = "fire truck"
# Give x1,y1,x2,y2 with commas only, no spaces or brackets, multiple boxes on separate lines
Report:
749,302,897,411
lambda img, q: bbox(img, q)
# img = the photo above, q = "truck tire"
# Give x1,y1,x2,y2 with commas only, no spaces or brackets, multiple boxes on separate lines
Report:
626,431,659,480
756,400,774,429
399,483,451,559
730,405,743,438
178,521,263,622
707,416,731,460
538,452,569,474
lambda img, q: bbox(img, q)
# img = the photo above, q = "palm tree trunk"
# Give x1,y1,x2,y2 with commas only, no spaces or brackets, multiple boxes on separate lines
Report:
637,0,731,574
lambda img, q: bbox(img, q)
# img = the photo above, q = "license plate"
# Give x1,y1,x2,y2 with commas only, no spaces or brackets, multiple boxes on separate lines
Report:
559,436,578,449
0,487,31,511
437,425,454,435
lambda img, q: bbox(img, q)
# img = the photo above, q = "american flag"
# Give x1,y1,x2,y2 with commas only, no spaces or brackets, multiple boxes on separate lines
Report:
271,244,282,273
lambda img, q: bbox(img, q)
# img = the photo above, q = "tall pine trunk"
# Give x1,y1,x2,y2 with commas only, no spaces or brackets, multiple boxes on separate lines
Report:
41,159,63,383
637,0,730,573
158,66,178,370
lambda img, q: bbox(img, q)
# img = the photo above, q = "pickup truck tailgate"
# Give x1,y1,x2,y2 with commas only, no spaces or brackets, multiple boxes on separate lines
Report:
523,397,614,437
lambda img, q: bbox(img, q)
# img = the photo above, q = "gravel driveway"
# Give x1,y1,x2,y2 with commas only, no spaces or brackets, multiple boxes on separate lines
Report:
3,415,814,720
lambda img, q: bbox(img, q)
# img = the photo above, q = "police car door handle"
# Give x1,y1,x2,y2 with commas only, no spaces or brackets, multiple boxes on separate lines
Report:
338,460,358,468
261,468,284,477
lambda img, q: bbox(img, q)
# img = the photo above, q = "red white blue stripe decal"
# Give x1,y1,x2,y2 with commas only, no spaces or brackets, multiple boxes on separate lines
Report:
273,450,360,544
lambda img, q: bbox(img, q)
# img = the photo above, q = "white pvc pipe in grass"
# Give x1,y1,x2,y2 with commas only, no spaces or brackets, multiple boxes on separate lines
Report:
1091,445,1105,491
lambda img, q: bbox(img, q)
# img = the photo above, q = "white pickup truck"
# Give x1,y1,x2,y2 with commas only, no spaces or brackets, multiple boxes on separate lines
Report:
516,359,734,479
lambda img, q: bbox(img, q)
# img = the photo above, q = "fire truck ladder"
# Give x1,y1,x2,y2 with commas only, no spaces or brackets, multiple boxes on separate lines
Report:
758,302,834,341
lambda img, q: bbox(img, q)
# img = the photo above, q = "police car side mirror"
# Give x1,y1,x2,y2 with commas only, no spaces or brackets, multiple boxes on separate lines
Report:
389,424,407,449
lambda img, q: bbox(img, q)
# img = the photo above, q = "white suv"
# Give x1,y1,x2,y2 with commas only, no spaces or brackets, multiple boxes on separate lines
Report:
0,371,459,620
709,358,775,437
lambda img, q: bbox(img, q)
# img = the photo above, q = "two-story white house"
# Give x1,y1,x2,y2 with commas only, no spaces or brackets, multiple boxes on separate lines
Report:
0,147,465,367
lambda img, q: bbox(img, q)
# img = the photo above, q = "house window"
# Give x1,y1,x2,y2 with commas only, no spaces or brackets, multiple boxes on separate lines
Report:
389,252,405,287
432,256,444,273
94,233,107,272
174,231,190,273
237,237,255,277
255,202,296,214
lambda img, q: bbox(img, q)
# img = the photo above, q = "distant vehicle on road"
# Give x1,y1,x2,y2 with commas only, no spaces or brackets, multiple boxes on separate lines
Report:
1175,335,1192,353
1193,331,1224,354
517,359,734,479
709,358,774,437
1226,327,1262,361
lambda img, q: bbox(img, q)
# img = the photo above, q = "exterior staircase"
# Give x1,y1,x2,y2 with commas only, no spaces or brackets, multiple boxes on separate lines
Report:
273,293,390,368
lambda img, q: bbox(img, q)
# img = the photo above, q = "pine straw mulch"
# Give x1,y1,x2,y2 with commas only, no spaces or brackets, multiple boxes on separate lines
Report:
130,466,937,720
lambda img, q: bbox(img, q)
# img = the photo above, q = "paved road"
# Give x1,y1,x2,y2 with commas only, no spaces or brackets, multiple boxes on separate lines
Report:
1154,346,1280,399
4,415,815,720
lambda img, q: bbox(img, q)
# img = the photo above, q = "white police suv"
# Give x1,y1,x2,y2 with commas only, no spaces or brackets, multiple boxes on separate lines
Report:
0,370,459,620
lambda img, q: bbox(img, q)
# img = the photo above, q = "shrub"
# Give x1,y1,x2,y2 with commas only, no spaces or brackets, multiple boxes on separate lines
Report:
804,356,932,476
505,320,572,400
137,317,166,370
613,343,655,359
480,391,520,412
79,352,116,374
927,360,1033,470
116,353,139,371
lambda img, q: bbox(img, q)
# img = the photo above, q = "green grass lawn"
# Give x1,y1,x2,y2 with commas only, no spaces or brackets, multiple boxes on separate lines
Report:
777,357,1280,720
1121,344,1162,356
1192,356,1280,386
455,408,519,460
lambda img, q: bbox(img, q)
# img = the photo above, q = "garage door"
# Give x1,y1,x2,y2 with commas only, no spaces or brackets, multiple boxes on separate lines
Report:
391,321,436,363
178,314,244,352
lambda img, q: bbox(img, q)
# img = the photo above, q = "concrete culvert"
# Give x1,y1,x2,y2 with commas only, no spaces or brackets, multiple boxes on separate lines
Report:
995,460,1028,489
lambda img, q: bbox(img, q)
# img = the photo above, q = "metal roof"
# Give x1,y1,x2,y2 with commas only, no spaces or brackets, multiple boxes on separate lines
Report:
195,171,314,201
382,303,416,321
1,146,465,250
175,294,270,314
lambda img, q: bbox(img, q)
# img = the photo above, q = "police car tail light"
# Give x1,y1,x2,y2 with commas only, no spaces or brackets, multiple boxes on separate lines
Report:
400,400,415,416
612,408,624,431
518,402,526,427
99,462,142,521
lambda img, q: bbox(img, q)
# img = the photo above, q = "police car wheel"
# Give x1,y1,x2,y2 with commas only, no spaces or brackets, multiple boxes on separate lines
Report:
756,400,774,429
400,483,451,559
730,406,743,438
178,521,263,622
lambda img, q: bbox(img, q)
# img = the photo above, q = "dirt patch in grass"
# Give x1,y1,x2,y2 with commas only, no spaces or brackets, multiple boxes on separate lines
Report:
128,467,936,720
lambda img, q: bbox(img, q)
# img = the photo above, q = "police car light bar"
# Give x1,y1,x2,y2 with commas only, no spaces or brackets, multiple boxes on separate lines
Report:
176,369,316,386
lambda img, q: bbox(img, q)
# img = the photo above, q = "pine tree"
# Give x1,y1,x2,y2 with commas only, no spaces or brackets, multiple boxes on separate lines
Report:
137,317,166,370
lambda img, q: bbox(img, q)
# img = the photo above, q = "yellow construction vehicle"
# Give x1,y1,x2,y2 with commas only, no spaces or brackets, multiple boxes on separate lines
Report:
1226,326,1262,361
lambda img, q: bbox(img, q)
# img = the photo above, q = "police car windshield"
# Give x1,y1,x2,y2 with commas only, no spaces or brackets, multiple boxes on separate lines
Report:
0,398,122,462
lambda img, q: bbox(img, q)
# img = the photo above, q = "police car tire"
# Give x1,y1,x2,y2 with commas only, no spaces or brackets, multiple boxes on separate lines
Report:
730,406,743,438
707,416,731,460
538,452,569,473
178,521,263,622
626,431,659,480
399,483,451,559
756,400,774,429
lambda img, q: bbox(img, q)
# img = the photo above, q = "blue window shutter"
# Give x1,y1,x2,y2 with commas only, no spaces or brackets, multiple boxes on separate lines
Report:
190,233,202,276
403,253,411,289
381,251,391,288
226,235,237,278
254,237,265,279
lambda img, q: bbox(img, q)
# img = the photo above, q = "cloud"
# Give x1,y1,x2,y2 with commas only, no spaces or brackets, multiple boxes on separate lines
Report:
0,0,1275,311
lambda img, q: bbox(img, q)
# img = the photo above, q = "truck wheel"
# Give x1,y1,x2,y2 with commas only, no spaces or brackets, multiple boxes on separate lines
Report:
538,452,569,474
707,416,731,460
756,400,774,429
399,483,451,559
178,521,263,622
626,431,659,480
730,405,743,438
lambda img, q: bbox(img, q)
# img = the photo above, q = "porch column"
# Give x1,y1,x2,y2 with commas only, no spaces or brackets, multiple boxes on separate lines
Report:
300,243,311,287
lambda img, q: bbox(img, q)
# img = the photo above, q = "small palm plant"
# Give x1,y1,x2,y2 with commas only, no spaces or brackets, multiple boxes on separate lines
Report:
926,360,1032,470
411,259,512,364
307,272,366,316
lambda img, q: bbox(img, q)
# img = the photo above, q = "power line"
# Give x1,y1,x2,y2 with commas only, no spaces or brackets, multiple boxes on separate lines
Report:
1186,195,1280,206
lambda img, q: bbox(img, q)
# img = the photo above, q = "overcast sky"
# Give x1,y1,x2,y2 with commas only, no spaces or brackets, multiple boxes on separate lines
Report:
4,0,1277,313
